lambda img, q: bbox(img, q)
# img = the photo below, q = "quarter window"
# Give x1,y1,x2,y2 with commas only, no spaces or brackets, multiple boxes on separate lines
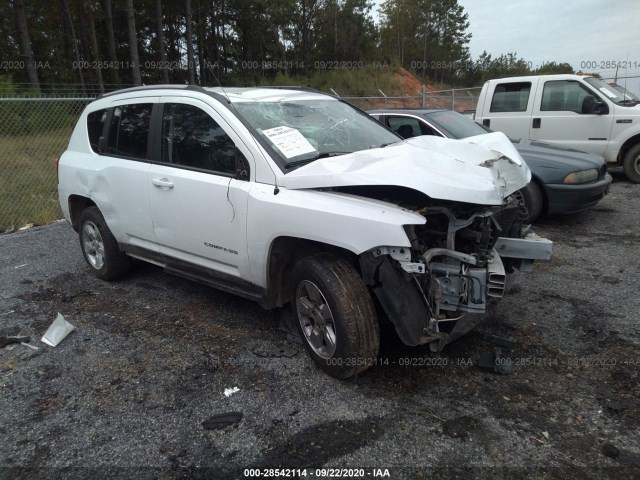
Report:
541,80,593,113
87,109,108,153
161,103,236,174
106,103,153,159
490,82,531,112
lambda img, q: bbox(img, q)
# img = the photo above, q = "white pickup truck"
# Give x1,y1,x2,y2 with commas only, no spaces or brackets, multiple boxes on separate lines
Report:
474,74,640,182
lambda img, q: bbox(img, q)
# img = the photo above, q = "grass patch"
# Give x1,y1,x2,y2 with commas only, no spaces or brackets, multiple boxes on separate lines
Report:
0,128,74,231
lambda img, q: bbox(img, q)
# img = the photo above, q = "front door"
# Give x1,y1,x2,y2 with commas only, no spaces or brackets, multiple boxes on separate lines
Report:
147,97,252,280
529,79,614,155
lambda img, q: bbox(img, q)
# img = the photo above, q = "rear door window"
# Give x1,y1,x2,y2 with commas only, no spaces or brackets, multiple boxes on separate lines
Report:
105,103,153,159
490,82,531,112
387,116,435,138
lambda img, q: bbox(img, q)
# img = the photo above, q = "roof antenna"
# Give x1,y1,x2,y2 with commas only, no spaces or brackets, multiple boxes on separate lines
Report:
207,64,280,195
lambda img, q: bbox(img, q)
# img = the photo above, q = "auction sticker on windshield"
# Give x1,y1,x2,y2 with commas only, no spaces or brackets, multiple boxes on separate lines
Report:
263,126,317,159
598,87,617,99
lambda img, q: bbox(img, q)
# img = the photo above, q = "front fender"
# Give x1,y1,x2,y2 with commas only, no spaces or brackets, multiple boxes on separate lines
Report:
246,184,425,287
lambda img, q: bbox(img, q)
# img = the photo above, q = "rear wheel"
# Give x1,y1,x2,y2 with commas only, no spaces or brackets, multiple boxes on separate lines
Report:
520,181,544,223
623,144,640,184
292,253,380,379
78,207,131,280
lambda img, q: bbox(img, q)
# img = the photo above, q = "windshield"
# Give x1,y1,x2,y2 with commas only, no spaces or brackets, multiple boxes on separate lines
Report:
608,83,639,102
584,77,639,105
424,110,489,139
233,98,401,169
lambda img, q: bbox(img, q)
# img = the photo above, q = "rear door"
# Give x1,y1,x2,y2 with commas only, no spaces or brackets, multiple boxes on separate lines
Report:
147,96,253,281
97,98,158,254
529,79,614,155
481,80,537,140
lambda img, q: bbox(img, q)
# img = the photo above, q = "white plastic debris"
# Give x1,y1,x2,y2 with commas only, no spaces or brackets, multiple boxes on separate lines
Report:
41,313,75,347
541,431,550,440
224,387,240,397
21,342,39,350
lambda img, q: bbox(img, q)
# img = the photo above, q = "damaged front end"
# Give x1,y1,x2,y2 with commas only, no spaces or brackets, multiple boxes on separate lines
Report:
360,195,552,351
282,132,552,351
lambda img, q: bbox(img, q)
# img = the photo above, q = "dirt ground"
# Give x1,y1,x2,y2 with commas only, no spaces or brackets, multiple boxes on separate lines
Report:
1,170,639,479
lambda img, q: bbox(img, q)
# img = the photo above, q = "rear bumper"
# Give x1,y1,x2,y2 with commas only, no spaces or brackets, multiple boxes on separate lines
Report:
545,174,612,215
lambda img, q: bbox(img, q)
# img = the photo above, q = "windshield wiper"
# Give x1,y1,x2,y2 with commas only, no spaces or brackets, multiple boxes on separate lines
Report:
284,151,351,170
377,141,400,148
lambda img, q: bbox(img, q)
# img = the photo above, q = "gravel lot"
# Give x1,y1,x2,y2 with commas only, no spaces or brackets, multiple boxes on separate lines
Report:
1,171,639,479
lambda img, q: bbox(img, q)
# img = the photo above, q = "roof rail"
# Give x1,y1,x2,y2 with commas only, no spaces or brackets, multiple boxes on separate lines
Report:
260,86,321,93
96,84,192,100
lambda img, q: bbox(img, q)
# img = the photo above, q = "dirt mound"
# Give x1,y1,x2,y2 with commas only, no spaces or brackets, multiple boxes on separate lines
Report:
355,67,476,112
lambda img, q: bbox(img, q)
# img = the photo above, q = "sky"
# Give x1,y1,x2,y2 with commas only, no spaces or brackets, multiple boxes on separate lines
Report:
373,0,640,78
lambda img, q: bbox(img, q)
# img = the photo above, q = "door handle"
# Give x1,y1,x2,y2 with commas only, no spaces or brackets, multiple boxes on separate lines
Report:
151,178,174,188
532,118,541,128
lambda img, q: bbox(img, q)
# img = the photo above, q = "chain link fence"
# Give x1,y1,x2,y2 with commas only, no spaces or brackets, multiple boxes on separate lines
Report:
5,77,635,232
0,86,479,232
334,87,482,114
602,76,640,99
0,96,94,232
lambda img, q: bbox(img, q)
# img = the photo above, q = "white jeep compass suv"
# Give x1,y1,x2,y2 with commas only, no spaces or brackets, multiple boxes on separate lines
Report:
58,85,551,378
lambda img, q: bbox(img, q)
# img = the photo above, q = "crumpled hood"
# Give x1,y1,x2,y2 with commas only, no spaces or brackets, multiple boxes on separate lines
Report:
281,132,531,205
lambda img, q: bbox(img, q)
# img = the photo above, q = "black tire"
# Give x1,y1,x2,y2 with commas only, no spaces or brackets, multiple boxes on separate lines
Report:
78,206,131,281
520,181,544,223
291,253,380,379
623,144,640,184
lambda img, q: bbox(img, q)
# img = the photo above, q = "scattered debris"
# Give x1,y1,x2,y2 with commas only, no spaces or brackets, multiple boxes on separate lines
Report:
202,412,243,430
602,443,620,459
0,336,30,349
251,343,299,358
601,443,640,467
0,310,15,316
224,386,240,397
13,264,28,269
62,291,96,303
480,334,517,349
541,431,550,440
475,348,515,375
41,313,75,347
21,342,39,351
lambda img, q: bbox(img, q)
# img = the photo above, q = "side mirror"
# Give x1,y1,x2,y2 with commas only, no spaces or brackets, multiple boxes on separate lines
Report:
595,100,609,115
581,95,596,114
582,95,608,115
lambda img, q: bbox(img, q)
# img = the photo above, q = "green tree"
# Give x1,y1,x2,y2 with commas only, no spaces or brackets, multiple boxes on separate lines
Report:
315,0,378,63
534,61,574,75
379,0,471,84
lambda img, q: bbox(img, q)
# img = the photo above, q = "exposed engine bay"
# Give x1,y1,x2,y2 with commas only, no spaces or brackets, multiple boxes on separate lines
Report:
347,185,552,351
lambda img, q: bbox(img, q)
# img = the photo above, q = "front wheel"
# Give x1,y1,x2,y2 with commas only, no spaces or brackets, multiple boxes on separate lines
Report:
623,144,640,184
291,253,380,379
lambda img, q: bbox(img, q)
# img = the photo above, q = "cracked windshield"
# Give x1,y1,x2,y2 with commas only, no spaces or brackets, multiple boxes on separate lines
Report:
234,99,401,168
